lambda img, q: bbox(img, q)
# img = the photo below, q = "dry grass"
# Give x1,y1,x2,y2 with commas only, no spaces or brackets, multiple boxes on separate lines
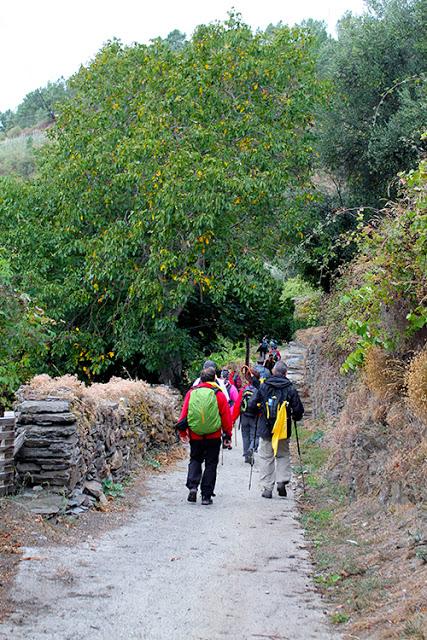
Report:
16,374,181,453
363,347,406,400
17,375,180,423
405,348,427,424
17,374,85,401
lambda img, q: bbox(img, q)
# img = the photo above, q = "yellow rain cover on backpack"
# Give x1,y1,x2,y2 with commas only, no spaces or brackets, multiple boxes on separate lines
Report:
271,401,288,456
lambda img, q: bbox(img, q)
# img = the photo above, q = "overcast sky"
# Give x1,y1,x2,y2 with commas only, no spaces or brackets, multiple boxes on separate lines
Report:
1,0,366,112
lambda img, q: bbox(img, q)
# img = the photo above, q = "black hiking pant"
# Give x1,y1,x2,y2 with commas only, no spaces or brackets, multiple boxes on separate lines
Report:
186,438,221,498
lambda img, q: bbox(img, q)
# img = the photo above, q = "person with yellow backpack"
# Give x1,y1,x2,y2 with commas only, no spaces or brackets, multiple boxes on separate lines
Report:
247,360,304,498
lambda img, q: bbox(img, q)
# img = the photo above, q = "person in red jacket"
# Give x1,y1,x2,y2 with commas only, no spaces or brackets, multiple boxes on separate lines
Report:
178,367,232,505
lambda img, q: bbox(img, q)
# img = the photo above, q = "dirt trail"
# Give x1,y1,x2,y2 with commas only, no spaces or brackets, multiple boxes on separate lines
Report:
0,435,339,640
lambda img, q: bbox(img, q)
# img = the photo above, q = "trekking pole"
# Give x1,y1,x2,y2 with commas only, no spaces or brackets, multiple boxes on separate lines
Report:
293,419,306,495
248,417,259,490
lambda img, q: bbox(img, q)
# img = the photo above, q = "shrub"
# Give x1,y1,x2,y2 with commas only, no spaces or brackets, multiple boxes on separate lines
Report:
281,275,322,327
363,346,405,400
6,125,22,139
405,348,427,423
324,158,427,373
0,255,53,408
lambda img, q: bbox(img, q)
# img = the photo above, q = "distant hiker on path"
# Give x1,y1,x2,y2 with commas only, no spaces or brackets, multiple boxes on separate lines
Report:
269,345,281,362
256,336,269,361
248,361,304,499
264,353,276,374
178,367,232,505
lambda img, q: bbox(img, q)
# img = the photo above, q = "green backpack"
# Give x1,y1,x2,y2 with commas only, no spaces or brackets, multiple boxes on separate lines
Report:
188,385,221,435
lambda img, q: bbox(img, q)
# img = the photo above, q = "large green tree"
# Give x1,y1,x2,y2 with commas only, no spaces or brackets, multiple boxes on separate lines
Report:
2,16,323,382
317,0,427,206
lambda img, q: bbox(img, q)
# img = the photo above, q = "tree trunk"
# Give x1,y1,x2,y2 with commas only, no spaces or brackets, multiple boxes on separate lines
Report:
245,335,250,367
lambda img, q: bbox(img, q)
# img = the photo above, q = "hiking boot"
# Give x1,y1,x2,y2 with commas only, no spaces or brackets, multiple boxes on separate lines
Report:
187,490,197,503
277,482,287,497
261,488,273,499
201,496,213,505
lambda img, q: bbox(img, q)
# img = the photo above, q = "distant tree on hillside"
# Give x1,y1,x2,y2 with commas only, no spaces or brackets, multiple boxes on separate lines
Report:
0,110,16,132
163,29,187,51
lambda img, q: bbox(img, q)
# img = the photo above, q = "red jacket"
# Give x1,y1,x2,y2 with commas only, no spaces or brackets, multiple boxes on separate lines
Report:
179,382,232,441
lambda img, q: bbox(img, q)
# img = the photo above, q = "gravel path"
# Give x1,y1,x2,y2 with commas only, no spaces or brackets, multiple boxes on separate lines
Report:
0,440,339,640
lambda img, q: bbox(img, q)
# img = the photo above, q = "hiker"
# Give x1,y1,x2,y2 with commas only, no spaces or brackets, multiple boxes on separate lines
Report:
231,369,243,390
270,346,281,362
253,362,271,383
232,367,260,463
264,353,276,374
247,360,304,499
193,359,230,403
256,336,269,361
220,368,239,408
177,367,232,505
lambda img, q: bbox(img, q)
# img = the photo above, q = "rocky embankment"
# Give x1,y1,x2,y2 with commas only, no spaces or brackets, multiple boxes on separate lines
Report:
293,327,427,639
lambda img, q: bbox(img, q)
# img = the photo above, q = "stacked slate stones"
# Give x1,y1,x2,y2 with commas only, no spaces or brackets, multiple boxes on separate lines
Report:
15,399,79,491
281,340,312,420
14,379,180,501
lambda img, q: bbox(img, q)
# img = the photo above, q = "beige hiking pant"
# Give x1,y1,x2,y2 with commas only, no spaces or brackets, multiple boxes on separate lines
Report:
258,437,291,491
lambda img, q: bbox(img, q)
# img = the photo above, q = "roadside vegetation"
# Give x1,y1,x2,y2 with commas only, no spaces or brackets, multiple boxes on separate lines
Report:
297,408,426,639
0,2,424,636
0,1,425,402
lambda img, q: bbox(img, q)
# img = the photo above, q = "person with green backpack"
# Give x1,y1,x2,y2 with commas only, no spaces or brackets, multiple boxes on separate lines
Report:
177,367,232,505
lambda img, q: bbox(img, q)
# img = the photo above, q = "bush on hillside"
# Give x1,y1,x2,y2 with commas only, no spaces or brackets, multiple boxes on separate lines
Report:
363,346,406,401
281,275,322,327
323,158,427,372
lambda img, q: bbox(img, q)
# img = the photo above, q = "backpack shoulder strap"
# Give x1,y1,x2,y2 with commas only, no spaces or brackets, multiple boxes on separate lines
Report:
206,382,221,395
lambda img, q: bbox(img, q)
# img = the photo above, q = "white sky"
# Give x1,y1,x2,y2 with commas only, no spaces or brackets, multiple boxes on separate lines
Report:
1,0,366,112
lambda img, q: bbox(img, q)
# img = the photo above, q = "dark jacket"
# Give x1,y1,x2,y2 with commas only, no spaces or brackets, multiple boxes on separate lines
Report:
247,375,304,440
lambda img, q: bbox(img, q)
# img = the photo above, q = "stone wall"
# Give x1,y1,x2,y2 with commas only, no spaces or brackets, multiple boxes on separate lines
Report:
296,327,354,419
14,376,180,496
16,399,79,490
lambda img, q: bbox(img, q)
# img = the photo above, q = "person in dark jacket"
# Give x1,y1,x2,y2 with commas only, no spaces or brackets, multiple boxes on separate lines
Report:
263,353,276,374
256,336,269,361
247,360,304,499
